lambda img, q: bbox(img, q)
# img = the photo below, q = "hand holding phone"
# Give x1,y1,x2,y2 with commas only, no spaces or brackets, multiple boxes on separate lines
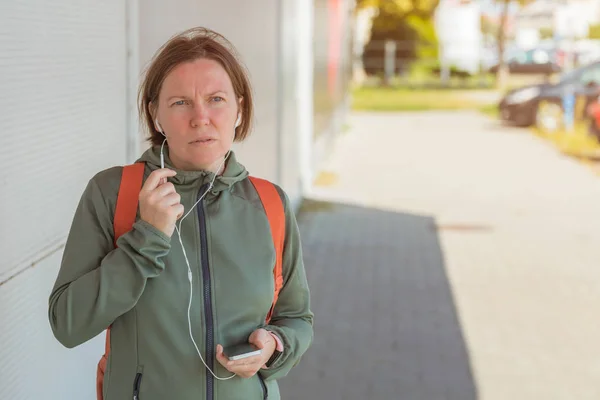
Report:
215,329,277,378
223,343,262,361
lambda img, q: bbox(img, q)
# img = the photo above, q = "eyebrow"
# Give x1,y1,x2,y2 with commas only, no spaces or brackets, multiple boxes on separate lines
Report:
166,91,227,102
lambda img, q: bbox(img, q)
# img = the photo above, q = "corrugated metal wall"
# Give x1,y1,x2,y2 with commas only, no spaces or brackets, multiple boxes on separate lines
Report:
0,1,128,398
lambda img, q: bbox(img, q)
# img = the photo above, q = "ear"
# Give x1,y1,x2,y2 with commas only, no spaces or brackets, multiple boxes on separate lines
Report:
149,101,161,132
235,97,244,128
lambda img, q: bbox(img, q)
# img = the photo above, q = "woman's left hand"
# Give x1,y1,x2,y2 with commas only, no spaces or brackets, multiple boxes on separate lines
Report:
216,328,276,378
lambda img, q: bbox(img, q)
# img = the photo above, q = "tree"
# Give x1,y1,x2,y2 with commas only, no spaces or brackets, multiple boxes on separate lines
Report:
588,24,600,40
539,27,554,39
356,0,440,16
495,0,512,90
356,0,441,78
495,0,531,90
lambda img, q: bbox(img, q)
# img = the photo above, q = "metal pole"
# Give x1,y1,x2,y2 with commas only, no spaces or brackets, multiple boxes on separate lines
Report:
384,40,396,86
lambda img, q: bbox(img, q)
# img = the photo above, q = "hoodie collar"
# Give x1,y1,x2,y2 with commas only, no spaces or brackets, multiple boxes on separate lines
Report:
136,145,249,192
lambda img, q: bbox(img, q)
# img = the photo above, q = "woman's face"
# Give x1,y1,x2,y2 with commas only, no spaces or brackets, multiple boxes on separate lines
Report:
154,58,241,172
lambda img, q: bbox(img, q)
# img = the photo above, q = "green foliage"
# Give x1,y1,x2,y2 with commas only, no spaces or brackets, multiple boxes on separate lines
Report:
356,0,440,16
406,15,438,59
588,24,600,39
539,27,554,39
360,0,441,76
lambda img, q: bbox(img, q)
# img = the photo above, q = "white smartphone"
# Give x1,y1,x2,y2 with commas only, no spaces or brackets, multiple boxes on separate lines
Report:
223,343,262,361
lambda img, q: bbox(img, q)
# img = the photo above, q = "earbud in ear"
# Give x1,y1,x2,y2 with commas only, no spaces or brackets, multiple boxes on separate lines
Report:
235,114,242,128
155,118,163,134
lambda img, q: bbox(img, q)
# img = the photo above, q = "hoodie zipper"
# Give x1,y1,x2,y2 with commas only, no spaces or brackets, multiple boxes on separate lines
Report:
197,183,215,400
132,366,143,400
258,373,268,399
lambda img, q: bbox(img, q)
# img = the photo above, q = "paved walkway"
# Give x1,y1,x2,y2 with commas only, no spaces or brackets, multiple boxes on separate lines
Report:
279,111,600,400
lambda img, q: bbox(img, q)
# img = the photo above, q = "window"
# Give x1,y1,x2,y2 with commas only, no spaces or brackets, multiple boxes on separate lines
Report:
580,66,600,86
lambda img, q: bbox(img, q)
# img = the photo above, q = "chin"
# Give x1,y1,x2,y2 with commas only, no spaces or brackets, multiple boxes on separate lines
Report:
187,153,223,171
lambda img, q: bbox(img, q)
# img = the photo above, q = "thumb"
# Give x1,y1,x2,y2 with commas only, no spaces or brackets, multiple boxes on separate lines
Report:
249,329,269,349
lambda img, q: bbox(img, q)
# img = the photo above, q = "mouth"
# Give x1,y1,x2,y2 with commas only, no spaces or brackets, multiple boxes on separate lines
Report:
189,138,217,145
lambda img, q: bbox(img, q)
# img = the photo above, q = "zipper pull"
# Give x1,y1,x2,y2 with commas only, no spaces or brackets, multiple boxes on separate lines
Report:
133,371,142,400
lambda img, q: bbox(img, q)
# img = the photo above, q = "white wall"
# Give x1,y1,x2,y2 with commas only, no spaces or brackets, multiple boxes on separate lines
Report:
0,253,103,399
296,1,316,196
279,0,314,205
0,1,129,399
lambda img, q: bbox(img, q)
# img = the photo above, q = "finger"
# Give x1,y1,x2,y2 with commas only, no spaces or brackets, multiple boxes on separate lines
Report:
227,354,263,369
250,332,271,350
142,169,176,193
174,204,184,220
248,329,267,347
154,182,177,197
248,329,261,344
234,370,255,379
162,192,181,207
215,345,230,369
141,169,176,192
230,364,259,377
226,362,259,376
216,345,239,374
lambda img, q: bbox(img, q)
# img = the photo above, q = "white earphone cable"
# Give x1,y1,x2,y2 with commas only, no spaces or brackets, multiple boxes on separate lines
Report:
156,118,237,380
173,150,235,381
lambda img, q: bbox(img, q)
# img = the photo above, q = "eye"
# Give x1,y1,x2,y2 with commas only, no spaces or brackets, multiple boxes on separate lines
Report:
172,100,189,106
211,96,224,103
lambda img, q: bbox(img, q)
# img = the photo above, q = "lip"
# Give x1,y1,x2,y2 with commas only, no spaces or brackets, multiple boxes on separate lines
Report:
189,138,217,145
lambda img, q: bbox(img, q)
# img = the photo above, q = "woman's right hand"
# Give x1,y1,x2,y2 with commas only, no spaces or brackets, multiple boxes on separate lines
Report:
139,168,184,237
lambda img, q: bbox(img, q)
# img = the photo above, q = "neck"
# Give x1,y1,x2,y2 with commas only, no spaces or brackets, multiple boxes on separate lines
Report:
169,152,228,175
211,158,227,175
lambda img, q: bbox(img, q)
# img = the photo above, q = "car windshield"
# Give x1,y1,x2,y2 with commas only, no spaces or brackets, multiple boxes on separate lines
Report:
559,63,595,83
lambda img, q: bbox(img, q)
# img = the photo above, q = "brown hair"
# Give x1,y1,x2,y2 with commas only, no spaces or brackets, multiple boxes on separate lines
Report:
138,27,254,146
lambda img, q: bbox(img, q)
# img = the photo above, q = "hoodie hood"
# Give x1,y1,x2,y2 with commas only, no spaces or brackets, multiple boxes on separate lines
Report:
136,145,249,192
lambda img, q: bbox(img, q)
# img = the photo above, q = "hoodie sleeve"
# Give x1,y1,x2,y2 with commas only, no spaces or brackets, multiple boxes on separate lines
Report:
48,168,171,349
260,189,314,381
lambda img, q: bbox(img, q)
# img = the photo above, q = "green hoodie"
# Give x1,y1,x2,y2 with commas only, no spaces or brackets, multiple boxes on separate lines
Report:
48,146,313,400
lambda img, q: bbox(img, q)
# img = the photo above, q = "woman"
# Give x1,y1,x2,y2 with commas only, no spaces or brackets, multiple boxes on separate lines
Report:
48,27,313,400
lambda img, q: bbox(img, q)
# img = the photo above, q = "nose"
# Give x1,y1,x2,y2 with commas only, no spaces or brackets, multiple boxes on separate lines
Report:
190,102,210,128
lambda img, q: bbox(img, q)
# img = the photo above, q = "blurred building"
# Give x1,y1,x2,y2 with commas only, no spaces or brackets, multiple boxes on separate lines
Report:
516,0,600,42
0,1,353,398
434,0,483,74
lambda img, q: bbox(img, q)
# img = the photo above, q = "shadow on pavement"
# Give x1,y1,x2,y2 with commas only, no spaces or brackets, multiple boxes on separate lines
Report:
280,199,479,400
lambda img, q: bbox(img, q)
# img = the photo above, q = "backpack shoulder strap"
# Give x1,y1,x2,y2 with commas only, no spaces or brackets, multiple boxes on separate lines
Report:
248,176,285,324
98,162,145,400
113,162,145,247
103,163,145,354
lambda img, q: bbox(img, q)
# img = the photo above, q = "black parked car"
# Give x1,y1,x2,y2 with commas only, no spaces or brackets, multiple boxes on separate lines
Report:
489,47,563,75
499,61,600,131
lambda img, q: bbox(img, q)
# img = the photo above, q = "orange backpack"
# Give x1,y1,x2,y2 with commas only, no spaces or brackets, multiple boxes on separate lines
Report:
96,162,285,400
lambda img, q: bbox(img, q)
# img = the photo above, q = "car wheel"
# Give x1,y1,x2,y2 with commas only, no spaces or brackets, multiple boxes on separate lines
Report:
536,100,563,133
